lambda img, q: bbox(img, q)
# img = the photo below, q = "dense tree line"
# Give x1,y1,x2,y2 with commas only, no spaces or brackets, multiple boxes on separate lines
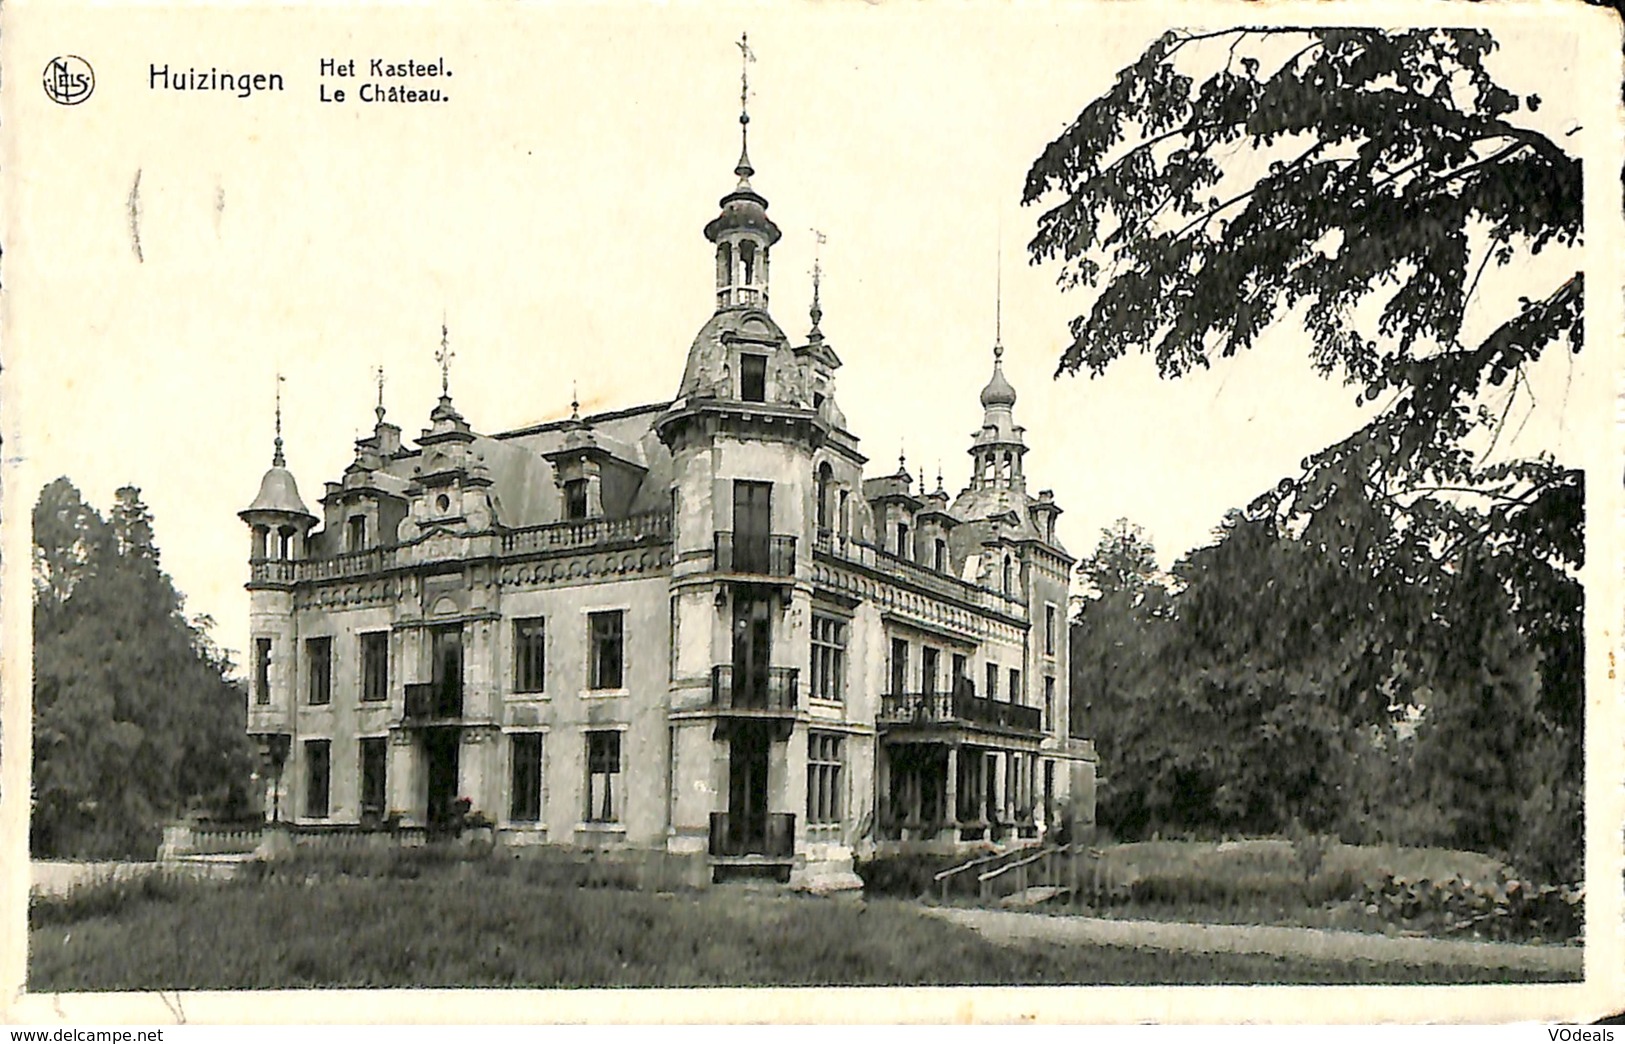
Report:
32,478,255,858
1037,28,1585,884
1071,491,1581,884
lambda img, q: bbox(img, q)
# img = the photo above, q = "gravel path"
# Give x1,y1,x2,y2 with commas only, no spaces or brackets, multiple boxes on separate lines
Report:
927,906,1582,975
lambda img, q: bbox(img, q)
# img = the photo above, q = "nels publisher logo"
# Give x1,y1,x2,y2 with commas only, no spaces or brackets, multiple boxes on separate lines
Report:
43,56,94,105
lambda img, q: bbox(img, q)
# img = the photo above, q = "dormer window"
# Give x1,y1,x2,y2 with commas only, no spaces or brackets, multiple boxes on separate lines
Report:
740,354,767,402
564,478,589,520
346,515,367,552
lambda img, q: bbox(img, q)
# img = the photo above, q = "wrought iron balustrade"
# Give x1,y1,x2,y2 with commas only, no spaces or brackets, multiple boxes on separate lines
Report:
713,531,796,577
708,811,795,857
878,686,1043,734
403,682,463,724
710,665,799,712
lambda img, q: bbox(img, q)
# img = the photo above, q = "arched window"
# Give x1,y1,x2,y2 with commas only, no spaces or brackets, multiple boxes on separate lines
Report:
1002,452,1014,482
278,526,295,560
740,241,756,285
1002,554,1013,595
816,463,833,532
717,242,733,286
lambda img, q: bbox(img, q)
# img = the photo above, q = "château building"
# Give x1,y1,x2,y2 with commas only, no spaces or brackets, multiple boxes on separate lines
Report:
239,65,1096,887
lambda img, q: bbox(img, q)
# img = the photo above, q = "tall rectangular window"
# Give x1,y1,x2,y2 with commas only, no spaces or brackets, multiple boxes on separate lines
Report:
740,354,767,402
921,646,940,696
306,637,332,706
669,595,680,682
1044,676,1056,732
934,538,947,572
1010,667,1023,704
514,617,546,693
361,632,389,703
359,737,387,819
254,638,272,705
585,730,621,822
952,653,968,691
1045,604,1057,656
810,615,847,702
563,479,589,520
986,662,999,702
430,625,463,716
890,637,910,696
346,515,367,552
304,740,330,818
510,733,544,822
896,523,909,558
807,732,845,825
588,611,624,690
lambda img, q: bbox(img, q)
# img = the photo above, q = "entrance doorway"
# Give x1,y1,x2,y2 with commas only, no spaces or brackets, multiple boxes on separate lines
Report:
726,723,771,851
425,727,460,831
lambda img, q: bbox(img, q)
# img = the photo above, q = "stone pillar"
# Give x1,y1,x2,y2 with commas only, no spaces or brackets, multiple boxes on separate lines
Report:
944,745,959,835
875,741,891,835
388,730,417,822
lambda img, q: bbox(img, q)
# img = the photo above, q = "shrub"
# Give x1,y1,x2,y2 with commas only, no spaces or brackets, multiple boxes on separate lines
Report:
1361,870,1583,943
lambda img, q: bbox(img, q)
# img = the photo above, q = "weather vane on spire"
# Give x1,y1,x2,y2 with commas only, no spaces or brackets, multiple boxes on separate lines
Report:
994,231,1004,361
273,372,286,467
809,227,827,331
734,32,756,181
436,319,454,397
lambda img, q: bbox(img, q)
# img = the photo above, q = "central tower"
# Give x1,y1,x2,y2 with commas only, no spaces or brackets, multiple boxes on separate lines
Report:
704,34,782,312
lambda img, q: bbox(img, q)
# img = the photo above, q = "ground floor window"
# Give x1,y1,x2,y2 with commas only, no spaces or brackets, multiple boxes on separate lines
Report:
304,739,330,819
585,730,621,822
359,737,387,820
807,732,845,826
510,733,544,822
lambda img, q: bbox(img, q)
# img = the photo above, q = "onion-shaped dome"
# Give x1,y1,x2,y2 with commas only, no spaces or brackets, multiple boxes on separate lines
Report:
980,349,1017,409
244,464,313,518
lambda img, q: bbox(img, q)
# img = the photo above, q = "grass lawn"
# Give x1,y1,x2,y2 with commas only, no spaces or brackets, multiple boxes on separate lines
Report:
28,870,1573,990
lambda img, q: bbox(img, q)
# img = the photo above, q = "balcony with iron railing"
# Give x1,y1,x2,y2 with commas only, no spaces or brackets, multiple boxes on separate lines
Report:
402,682,464,727
708,811,795,858
710,665,799,714
878,683,1044,736
713,531,796,578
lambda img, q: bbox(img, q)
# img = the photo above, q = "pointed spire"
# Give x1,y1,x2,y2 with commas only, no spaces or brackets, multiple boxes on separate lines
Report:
734,32,756,184
809,227,826,336
374,365,387,424
994,231,1004,358
436,317,454,399
272,373,286,467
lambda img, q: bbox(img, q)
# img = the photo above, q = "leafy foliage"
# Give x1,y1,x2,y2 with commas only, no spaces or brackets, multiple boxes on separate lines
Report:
31,478,255,858
1040,28,1584,885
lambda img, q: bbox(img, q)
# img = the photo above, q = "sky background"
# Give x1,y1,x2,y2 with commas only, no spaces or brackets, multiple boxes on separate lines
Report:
6,4,1598,672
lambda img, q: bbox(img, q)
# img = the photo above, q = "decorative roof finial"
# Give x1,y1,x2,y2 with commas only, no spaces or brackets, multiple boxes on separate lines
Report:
571,380,581,420
937,463,945,494
272,373,286,467
994,232,1004,361
809,226,826,334
374,365,387,424
898,444,907,476
436,317,454,398
735,32,756,183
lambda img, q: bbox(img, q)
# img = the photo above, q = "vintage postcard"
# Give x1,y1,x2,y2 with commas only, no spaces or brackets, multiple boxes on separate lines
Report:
2,0,1621,1025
